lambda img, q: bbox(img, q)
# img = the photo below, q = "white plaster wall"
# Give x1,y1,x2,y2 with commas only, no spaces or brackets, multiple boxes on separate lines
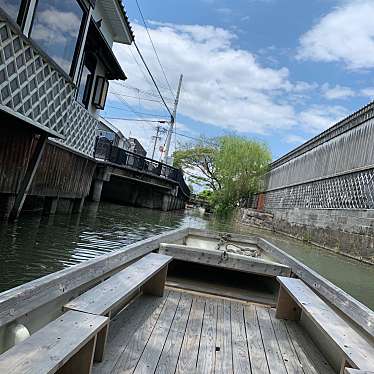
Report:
86,60,107,118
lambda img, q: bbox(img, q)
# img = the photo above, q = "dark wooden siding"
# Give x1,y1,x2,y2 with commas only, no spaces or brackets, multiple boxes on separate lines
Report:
0,125,34,194
30,142,96,198
0,124,96,198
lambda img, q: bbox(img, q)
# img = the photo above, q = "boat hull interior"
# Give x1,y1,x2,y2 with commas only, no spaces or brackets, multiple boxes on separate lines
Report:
0,228,373,373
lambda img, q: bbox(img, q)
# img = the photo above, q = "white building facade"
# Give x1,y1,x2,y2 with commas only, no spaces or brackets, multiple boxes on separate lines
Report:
0,0,133,155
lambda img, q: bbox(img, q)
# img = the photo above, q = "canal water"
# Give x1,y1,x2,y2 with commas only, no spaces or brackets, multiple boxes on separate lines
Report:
0,202,374,312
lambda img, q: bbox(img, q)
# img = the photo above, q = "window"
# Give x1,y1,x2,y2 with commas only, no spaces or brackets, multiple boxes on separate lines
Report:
77,52,96,107
98,130,115,142
92,76,109,110
0,0,24,24
30,0,86,76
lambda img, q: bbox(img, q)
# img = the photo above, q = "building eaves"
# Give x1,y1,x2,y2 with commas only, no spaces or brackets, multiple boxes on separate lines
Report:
116,0,135,41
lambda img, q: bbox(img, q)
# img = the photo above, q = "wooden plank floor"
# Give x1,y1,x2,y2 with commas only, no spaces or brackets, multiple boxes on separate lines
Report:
93,289,335,374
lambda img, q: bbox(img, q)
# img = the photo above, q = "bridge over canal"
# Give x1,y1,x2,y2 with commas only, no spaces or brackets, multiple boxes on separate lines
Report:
92,139,190,211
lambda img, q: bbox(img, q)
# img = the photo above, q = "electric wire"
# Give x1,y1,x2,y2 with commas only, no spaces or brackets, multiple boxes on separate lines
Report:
103,114,215,145
104,117,168,123
115,82,175,102
109,91,172,104
110,93,160,127
126,46,156,96
106,104,169,118
133,40,173,118
134,0,176,99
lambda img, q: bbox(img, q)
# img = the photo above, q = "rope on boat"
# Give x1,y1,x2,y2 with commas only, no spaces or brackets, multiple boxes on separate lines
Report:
215,233,260,258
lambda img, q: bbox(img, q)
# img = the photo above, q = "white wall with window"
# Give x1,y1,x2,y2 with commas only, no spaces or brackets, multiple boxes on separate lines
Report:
30,0,87,76
0,0,132,116
0,0,132,155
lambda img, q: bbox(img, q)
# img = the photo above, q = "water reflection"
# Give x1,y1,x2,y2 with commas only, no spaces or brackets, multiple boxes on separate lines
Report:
0,203,206,292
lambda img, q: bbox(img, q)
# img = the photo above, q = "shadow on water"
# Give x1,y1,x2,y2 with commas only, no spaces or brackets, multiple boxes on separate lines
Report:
0,202,207,292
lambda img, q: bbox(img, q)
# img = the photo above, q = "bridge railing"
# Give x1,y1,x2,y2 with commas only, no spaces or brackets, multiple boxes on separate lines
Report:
94,137,191,197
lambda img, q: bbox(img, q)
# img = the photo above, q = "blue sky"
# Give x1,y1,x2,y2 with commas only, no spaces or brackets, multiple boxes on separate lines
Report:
103,0,374,160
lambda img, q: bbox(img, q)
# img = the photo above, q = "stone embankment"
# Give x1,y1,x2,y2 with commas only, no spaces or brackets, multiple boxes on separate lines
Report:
238,208,374,265
238,209,274,230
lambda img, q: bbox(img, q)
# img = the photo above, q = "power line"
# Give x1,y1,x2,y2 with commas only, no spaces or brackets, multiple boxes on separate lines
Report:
110,92,169,123
106,102,168,118
113,81,155,98
134,0,176,100
133,40,173,118
118,83,175,102
109,92,171,104
103,114,215,146
104,117,168,123
127,46,157,96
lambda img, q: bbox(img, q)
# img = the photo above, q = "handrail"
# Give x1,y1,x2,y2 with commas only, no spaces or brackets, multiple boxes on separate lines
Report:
94,137,190,197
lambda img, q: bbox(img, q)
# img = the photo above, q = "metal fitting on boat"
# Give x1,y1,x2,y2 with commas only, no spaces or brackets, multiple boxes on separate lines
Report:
4,323,30,349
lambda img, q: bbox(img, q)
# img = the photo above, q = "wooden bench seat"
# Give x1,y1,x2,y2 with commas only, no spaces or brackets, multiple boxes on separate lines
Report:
276,276,374,372
0,310,108,374
64,252,172,361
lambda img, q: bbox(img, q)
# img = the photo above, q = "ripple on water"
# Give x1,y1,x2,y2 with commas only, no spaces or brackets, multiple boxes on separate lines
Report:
0,203,207,292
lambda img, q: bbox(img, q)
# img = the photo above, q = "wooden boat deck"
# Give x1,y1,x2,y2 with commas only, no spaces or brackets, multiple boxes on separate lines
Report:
93,289,334,374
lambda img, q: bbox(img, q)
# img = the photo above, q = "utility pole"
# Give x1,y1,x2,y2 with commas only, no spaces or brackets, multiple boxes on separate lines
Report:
151,125,162,159
163,74,183,164
151,122,167,160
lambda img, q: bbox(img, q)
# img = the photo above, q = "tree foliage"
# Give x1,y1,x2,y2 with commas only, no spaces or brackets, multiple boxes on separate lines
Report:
173,139,220,191
173,135,271,215
213,136,271,214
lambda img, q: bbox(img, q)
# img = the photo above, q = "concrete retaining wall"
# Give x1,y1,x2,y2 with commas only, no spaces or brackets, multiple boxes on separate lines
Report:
239,207,374,262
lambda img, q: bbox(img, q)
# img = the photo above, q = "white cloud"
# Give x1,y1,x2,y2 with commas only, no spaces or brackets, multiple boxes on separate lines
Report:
361,87,374,98
284,134,306,145
112,22,304,136
297,1,374,70
108,20,363,155
216,8,232,15
298,105,348,134
321,84,355,100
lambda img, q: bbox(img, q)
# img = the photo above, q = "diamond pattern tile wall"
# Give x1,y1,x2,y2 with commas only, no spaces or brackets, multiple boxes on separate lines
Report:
0,20,74,133
265,169,374,209
0,17,99,156
62,101,98,155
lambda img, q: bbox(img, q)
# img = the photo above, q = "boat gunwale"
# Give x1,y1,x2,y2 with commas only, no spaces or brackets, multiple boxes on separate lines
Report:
257,236,374,341
0,227,188,329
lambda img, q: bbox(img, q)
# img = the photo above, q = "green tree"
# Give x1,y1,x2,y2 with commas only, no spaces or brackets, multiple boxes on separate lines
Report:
173,139,220,191
213,136,271,215
197,189,214,204
173,135,271,215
